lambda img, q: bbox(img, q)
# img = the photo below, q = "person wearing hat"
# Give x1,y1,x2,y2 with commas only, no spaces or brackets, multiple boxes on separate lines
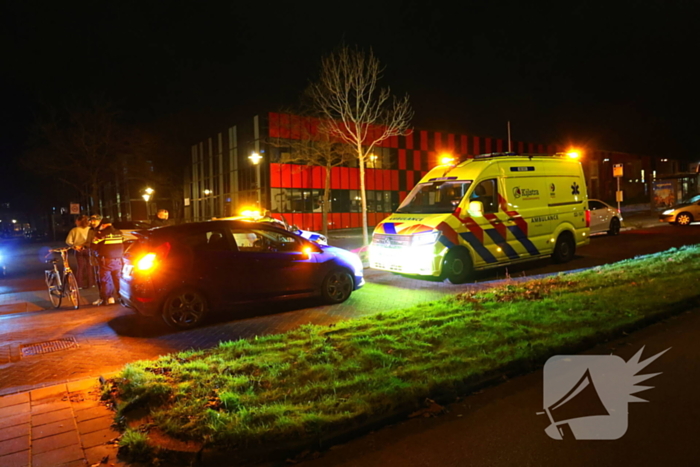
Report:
89,215,124,306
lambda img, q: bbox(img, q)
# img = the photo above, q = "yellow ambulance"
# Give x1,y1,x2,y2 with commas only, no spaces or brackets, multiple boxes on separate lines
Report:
369,153,590,283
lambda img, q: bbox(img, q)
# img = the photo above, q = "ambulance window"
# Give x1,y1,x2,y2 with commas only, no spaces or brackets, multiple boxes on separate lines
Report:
396,180,472,214
471,179,498,213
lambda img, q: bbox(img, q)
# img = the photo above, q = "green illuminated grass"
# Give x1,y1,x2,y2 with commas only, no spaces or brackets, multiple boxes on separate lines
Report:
112,245,700,448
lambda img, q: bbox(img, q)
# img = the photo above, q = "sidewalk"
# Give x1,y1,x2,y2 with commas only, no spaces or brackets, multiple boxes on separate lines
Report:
0,376,123,467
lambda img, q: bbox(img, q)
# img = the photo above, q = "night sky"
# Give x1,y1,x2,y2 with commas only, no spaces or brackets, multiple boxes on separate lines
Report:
2,0,698,210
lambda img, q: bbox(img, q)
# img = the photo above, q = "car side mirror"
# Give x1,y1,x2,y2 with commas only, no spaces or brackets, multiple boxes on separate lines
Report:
468,200,484,217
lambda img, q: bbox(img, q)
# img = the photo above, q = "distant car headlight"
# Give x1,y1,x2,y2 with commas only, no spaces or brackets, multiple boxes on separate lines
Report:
412,231,440,246
662,209,674,215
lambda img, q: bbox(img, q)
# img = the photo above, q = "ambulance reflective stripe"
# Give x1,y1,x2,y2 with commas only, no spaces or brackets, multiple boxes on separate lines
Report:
483,228,520,260
458,232,497,263
436,221,460,246
449,208,499,263
484,213,507,239
381,223,401,234
452,207,484,242
497,194,540,256
378,222,434,235
507,226,539,256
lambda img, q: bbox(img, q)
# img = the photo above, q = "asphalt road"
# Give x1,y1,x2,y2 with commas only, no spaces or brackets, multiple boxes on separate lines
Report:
0,225,698,397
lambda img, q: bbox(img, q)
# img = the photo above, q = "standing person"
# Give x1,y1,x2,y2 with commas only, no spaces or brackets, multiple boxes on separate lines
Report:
87,215,102,290
90,216,124,306
151,209,172,227
65,215,93,289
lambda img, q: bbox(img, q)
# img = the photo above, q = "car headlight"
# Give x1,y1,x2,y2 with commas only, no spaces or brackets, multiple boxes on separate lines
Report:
662,209,674,215
412,231,440,246
348,252,364,274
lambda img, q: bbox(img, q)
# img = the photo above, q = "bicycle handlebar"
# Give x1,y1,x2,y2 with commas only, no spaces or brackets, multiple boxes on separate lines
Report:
45,247,76,260
49,247,75,253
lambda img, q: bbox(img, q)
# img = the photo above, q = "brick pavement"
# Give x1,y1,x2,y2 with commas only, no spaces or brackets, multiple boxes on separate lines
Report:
0,378,123,467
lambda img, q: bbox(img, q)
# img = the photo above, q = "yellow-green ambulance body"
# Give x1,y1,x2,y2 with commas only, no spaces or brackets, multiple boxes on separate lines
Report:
369,153,590,283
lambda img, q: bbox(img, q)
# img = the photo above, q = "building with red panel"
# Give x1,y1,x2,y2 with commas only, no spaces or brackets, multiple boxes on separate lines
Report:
184,112,681,230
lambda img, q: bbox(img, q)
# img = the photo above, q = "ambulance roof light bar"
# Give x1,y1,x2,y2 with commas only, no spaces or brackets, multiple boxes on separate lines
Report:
473,152,564,160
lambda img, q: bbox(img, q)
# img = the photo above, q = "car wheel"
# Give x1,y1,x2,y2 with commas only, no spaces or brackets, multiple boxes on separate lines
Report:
322,269,354,304
442,249,474,284
676,212,693,226
552,232,575,263
162,288,208,329
607,217,621,236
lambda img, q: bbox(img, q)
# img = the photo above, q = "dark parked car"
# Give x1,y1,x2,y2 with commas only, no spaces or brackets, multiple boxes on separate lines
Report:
112,221,152,242
119,220,364,328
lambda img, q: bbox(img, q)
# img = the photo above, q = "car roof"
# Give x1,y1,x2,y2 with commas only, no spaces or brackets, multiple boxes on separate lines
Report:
143,220,289,234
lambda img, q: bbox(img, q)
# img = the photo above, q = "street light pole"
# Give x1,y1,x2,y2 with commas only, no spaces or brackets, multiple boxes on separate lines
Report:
142,187,154,221
203,189,212,220
249,152,263,208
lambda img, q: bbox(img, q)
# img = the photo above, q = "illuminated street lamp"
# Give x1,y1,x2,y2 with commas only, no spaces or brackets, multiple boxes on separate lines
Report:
142,187,154,219
203,189,213,219
249,152,262,207
248,152,263,165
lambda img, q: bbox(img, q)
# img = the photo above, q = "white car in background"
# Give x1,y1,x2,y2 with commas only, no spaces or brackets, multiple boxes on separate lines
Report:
659,194,700,226
588,199,622,235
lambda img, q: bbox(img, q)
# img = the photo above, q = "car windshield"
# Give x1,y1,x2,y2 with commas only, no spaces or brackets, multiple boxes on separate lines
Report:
396,180,473,214
680,194,700,205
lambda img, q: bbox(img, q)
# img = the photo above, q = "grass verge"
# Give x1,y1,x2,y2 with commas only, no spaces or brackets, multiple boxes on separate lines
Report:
111,244,700,450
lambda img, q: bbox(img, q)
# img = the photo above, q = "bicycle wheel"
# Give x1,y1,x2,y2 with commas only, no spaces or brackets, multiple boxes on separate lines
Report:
65,272,80,310
46,272,62,309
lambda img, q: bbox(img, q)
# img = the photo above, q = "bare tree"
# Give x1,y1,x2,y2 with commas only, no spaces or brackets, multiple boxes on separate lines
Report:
25,99,148,214
269,115,355,236
307,45,413,244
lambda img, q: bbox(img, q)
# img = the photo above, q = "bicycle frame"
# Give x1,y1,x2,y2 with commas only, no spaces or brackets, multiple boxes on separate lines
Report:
45,247,80,309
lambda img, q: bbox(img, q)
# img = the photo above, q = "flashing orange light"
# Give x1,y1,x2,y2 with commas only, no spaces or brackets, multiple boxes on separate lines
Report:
566,149,582,159
439,153,455,165
136,253,157,271
240,209,261,218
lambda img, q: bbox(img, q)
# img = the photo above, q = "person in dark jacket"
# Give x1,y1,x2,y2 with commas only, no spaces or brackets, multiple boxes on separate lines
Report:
90,216,124,306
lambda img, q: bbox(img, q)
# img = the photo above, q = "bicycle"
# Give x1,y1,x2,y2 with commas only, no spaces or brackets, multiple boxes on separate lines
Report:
44,247,81,309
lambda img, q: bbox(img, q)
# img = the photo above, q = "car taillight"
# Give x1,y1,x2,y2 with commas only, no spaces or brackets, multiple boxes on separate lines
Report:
585,210,591,228
136,253,157,271
135,242,170,273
